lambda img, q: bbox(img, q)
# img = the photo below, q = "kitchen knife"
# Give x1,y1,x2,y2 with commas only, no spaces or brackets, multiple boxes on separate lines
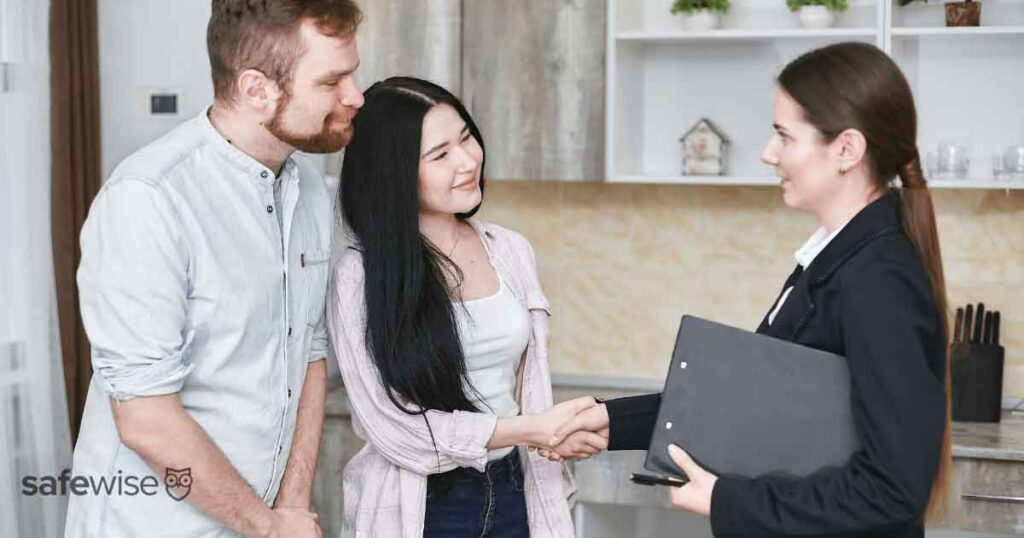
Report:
973,303,985,343
993,311,1000,346
954,308,964,345
964,304,974,344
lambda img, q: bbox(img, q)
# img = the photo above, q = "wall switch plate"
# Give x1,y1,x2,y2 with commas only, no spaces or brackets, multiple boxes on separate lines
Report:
150,93,178,115
138,88,185,120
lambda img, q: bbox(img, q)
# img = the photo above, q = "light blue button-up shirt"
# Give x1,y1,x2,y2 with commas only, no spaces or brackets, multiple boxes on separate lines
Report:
65,109,333,537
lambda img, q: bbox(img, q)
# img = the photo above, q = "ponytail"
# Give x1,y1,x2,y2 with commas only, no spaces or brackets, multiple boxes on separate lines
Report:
897,153,952,522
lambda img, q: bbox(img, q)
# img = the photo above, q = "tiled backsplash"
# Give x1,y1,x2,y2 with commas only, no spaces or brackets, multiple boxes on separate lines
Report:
475,181,1024,399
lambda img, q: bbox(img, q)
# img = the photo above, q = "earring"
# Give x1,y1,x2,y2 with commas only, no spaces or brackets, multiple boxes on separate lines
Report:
839,165,848,174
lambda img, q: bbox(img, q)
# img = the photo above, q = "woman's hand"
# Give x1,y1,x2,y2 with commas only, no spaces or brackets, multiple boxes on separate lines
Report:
529,397,599,448
531,402,610,461
551,402,609,446
666,444,717,517
489,397,598,451
532,429,608,461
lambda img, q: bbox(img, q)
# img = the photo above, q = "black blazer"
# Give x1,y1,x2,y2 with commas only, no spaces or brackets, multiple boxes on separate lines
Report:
605,193,947,538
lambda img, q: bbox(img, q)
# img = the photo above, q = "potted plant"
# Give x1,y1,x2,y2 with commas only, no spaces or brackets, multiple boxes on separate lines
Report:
786,0,849,28
944,0,981,26
671,0,730,31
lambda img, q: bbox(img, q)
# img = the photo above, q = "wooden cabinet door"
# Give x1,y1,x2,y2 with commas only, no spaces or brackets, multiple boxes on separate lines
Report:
461,0,605,181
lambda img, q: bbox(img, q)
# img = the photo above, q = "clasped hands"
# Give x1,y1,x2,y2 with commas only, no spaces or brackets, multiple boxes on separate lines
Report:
523,397,610,462
524,397,717,517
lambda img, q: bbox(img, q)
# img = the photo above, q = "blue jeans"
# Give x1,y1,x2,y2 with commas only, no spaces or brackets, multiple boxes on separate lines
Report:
423,449,529,537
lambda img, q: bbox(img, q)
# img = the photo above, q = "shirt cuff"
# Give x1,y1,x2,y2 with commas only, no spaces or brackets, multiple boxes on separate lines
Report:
308,334,328,363
446,410,499,472
93,334,196,401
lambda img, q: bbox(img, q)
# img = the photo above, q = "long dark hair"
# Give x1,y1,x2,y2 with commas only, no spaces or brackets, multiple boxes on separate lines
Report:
340,77,487,418
779,42,951,521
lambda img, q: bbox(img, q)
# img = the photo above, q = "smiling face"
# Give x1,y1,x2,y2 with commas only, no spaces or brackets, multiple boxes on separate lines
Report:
417,104,484,217
760,87,847,214
265,20,364,153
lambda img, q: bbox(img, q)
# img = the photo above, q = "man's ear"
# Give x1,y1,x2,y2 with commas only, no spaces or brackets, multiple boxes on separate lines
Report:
235,69,282,116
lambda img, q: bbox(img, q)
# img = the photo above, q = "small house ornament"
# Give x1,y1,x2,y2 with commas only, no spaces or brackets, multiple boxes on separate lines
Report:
680,118,729,175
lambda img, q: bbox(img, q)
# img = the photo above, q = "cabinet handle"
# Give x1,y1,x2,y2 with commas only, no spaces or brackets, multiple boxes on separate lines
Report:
962,492,1024,504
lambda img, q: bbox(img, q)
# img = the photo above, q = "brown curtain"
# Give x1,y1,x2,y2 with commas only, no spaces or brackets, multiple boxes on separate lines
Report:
50,0,102,444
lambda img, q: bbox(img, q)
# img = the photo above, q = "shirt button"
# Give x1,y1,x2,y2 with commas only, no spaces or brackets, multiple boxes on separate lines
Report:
266,205,274,214
287,388,292,398
288,327,293,337
260,171,269,179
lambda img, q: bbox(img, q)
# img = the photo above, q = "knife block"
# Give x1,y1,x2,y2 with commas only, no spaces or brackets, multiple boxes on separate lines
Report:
951,342,1004,423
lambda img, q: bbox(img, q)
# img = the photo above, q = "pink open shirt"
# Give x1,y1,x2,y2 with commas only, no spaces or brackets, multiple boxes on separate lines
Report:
327,220,577,537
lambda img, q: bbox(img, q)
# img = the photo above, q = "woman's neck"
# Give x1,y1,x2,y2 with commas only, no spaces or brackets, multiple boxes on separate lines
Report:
817,180,886,234
419,211,463,253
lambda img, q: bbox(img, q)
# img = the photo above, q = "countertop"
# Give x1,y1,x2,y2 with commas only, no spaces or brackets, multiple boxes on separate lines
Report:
325,375,1024,462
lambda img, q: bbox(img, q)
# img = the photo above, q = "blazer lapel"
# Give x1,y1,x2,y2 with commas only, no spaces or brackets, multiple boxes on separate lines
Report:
757,265,803,334
758,192,904,341
759,267,815,341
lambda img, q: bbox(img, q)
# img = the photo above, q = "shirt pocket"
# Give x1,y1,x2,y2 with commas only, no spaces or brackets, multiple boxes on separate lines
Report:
301,247,331,325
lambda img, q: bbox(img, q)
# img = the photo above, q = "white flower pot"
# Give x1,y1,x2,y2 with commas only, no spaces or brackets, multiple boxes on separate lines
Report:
797,5,836,28
678,9,721,31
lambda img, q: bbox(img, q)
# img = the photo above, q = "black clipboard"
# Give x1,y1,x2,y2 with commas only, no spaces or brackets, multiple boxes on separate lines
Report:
643,316,860,481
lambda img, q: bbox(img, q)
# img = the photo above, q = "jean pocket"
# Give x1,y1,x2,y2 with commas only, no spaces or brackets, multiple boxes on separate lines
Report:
509,457,525,493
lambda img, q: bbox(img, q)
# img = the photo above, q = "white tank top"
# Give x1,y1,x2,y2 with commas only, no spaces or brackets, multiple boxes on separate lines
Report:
455,275,531,460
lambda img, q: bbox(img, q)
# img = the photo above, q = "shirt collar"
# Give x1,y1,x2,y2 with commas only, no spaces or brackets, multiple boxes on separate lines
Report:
197,106,297,187
793,219,851,270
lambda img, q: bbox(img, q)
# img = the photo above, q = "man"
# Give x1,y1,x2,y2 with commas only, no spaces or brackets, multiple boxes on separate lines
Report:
65,1,363,536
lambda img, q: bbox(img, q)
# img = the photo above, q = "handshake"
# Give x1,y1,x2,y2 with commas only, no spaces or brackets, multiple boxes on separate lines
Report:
523,397,611,462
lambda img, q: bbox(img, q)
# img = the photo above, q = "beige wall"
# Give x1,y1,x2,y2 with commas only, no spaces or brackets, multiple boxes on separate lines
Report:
476,182,1024,400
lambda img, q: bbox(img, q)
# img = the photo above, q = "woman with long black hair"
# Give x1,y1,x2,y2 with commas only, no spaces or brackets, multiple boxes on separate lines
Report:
545,42,952,537
327,77,598,537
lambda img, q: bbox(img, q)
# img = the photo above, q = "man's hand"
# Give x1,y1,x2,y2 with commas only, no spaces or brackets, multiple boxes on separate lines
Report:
273,360,327,511
263,507,322,538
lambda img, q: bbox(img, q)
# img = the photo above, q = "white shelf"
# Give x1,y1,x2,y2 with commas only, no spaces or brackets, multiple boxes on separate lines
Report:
607,175,1024,190
927,178,1024,189
605,0,1024,187
609,174,779,186
892,25,1024,37
616,28,878,41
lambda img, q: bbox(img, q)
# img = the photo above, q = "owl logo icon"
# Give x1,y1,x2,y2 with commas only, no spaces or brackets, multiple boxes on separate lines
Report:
164,467,192,501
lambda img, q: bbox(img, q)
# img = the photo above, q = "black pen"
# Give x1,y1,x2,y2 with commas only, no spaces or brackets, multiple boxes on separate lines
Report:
630,473,688,488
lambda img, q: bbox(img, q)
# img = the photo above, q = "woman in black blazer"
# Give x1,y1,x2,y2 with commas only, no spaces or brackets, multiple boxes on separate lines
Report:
543,42,951,537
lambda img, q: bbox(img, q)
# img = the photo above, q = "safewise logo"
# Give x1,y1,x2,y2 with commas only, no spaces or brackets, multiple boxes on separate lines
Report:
21,468,193,501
